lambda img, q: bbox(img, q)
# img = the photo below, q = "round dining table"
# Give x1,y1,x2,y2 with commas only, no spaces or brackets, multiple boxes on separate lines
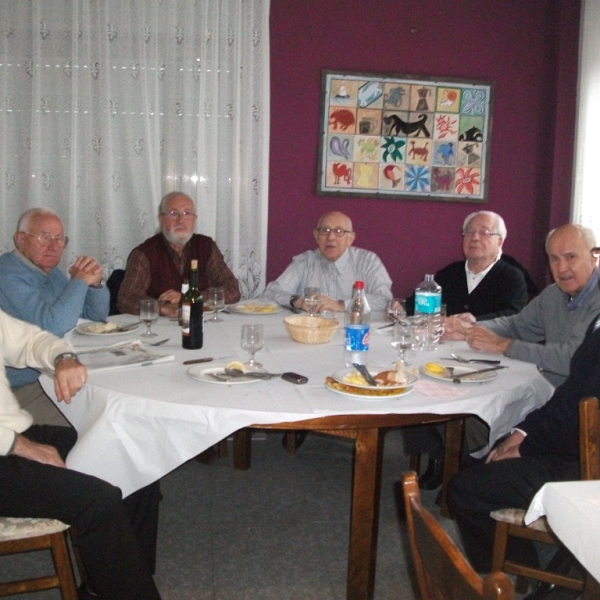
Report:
41,307,554,600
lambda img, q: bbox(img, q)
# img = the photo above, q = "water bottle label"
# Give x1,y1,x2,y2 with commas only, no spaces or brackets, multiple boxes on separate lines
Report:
344,324,370,351
415,292,441,314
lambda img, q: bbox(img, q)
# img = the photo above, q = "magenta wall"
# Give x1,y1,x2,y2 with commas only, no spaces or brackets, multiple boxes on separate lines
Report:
267,0,581,298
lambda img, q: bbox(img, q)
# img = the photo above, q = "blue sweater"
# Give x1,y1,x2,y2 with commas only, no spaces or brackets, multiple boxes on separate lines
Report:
0,251,109,387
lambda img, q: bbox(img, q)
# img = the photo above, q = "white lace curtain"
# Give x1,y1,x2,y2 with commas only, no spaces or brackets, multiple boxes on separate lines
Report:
0,0,270,299
572,0,600,238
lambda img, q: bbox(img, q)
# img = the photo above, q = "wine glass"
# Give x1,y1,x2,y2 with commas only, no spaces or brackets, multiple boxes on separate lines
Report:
429,304,447,347
207,286,225,322
304,286,320,317
241,324,264,369
391,320,414,364
386,298,406,323
140,299,159,338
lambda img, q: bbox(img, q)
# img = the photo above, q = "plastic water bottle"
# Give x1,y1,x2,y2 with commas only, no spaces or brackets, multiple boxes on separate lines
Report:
414,274,442,316
414,274,442,350
344,281,371,366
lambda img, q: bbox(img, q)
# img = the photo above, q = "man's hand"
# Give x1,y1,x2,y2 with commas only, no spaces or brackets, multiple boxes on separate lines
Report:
486,430,524,463
158,290,180,317
68,256,104,287
54,358,87,403
466,326,511,354
12,434,66,467
442,314,475,340
316,295,344,312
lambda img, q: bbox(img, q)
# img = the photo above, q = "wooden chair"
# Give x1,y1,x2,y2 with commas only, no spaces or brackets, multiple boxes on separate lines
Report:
490,396,600,595
402,471,514,600
0,517,78,599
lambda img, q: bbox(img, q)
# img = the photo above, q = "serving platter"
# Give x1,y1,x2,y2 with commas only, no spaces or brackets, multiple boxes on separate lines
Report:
229,301,280,315
75,322,140,336
324,377,414,401
331,367,417,391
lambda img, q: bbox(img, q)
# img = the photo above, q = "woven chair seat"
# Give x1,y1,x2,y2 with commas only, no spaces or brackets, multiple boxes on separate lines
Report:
490,508,549,532
0,517,70,542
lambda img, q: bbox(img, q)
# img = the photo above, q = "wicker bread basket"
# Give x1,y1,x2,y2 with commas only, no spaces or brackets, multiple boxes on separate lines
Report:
283,315,340,344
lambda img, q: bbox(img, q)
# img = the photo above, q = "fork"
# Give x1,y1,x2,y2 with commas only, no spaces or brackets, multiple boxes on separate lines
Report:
448,353,501,365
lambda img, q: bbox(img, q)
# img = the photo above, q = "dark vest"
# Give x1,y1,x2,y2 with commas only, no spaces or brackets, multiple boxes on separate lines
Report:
138,233,213,297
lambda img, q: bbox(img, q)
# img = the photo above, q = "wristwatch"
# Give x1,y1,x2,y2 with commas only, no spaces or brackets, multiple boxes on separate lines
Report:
290,294,301,309
90,279,105,289
54,352,79,368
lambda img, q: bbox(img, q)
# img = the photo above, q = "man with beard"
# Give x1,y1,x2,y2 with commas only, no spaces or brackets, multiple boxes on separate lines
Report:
117,192,241,317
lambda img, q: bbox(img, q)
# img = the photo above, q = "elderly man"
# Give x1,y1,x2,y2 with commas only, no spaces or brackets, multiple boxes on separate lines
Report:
0,208,109,426
447,312,600,583
433,211,527,318
117,192,241,317
264,211,392,312
404,211,528,490
446,223,600,387
0,308,161,600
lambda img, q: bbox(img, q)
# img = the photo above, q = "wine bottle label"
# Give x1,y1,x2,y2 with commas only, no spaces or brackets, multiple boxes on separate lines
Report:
181,304,191,335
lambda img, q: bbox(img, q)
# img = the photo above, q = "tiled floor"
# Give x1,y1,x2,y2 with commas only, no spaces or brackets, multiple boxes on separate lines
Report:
1,430,524,599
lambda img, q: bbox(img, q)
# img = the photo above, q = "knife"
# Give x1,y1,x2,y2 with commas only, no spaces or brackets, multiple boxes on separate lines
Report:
452,365,507,383
352,363,378,386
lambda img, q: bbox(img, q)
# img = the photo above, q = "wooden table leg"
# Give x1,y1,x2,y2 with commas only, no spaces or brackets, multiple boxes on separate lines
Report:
346,427,383,600
233,429,251,470
584,572,600,600
439,418,464,517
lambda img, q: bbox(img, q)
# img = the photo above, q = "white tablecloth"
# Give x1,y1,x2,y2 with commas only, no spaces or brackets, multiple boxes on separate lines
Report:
525,480,600,582
41,312,554,497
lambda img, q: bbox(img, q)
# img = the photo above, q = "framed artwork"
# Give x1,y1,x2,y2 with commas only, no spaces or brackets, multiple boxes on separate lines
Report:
317,70,494,203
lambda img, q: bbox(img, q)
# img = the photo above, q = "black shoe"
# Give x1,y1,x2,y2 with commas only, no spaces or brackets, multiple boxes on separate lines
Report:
418,457,443,490
78,582,100,599
523,582,581,599
281,431,307,450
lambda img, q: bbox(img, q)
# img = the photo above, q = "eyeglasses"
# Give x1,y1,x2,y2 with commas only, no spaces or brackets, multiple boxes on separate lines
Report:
161,210,197,220
316,227,353,237
22,231,69,247
462,228,500,238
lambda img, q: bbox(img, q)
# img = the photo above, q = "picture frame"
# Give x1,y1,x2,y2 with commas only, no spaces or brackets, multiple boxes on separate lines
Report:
317,70,494,203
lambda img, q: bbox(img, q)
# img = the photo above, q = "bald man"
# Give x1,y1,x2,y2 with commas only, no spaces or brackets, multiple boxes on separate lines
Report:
264,211,392,312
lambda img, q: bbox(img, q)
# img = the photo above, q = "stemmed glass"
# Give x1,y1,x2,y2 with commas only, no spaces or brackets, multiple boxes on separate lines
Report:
304,286,320,317
140,299,159,338
207,286,225,323
241,324,264,370
391,320,414,364
429,304,447,347
386,298,407,323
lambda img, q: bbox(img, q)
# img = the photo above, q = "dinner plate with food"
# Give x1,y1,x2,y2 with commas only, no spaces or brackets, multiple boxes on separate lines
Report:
75,321,140,336
229,301,280,315
419,361,500,383
325,362,417,400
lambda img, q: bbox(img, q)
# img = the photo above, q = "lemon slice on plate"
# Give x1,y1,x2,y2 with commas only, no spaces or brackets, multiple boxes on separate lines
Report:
424,362,446,375
226,361,246,373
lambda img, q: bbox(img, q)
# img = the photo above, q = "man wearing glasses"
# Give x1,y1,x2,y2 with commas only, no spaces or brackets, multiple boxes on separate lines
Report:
117,191,240,317
0,207,109,426
264,210,392,312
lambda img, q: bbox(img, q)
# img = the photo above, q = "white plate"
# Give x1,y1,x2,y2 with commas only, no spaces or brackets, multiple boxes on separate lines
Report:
186,366,262,385
76,322,140,336
332,367,417,391
229,301,280,315
419,363,499,383
325,379,414,401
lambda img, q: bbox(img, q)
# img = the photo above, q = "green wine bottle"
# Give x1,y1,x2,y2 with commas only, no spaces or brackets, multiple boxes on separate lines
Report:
181,259,203,349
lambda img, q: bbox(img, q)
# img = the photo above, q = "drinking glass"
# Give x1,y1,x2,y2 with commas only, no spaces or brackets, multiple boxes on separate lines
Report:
207,286,225,323
429,304,447,347
304,286,320,317
241,324,264,369
140,299,159,338
391,320,414,364
386,298,406,323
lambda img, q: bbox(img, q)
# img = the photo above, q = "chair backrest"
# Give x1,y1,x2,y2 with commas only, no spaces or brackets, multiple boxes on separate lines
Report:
402,472,514,600
579,396,600,481
107,268,125,316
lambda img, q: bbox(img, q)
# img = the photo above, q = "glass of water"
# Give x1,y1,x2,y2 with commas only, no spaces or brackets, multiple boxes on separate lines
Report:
304,287,320,317
140,299,159,338
207,286,225,322
391,320,414,364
